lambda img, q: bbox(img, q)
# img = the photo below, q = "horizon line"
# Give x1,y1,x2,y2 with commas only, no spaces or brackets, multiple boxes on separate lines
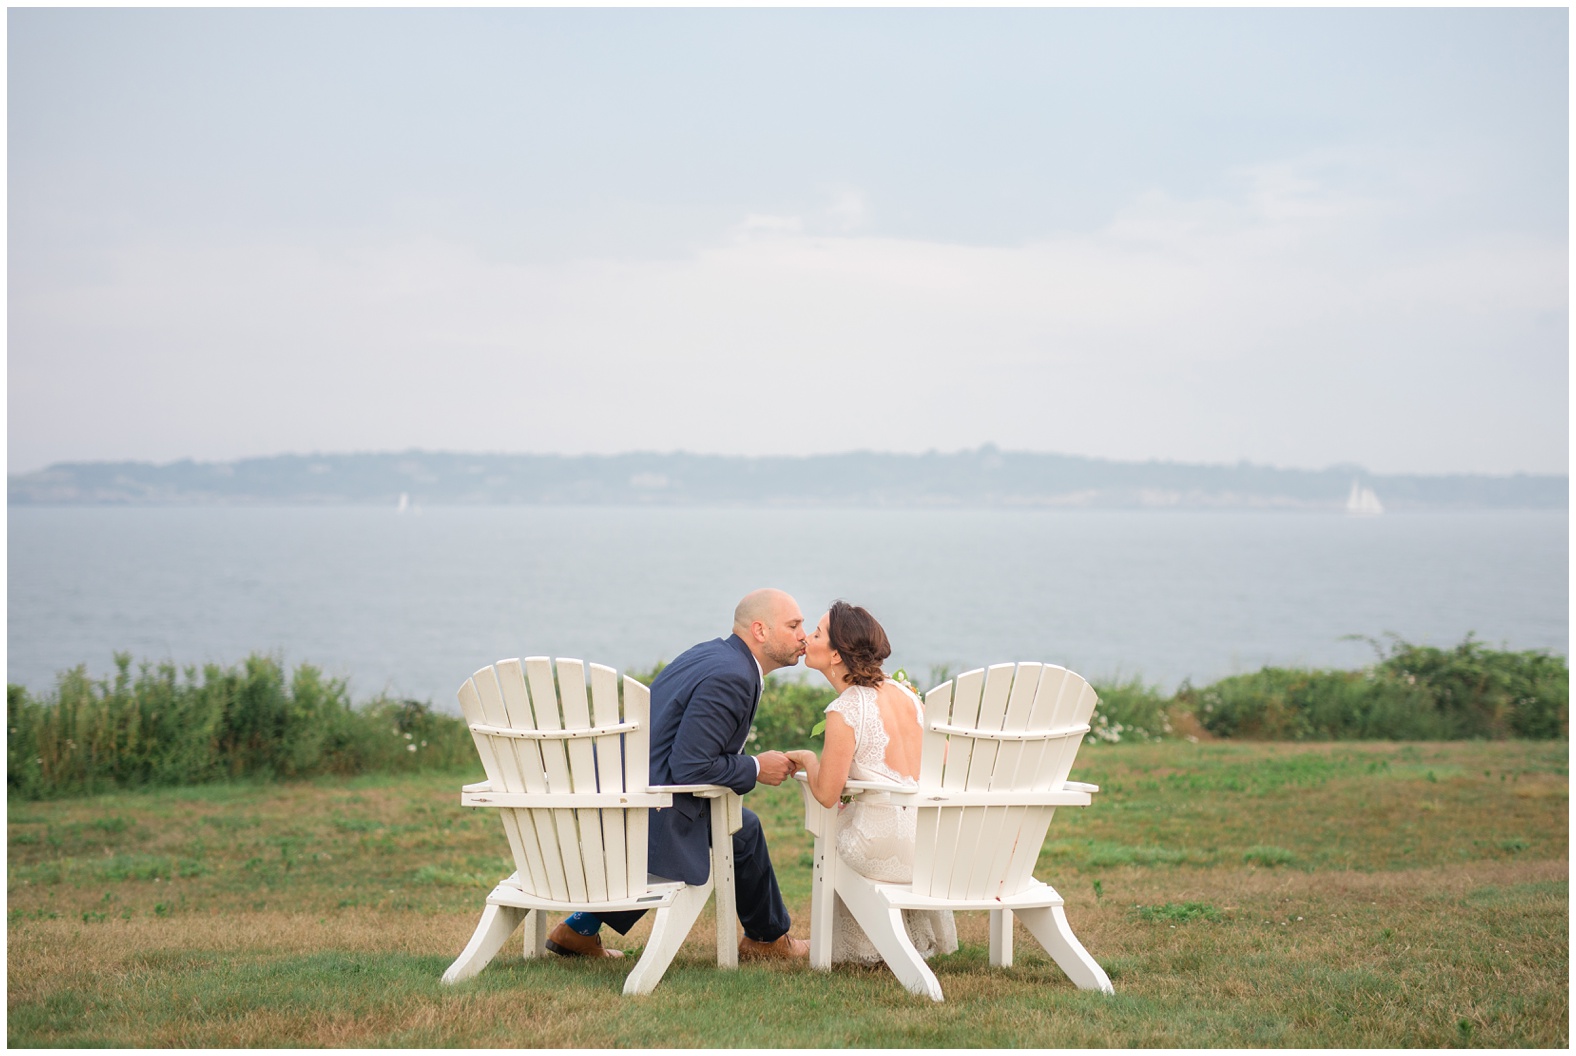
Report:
10,445,1569,481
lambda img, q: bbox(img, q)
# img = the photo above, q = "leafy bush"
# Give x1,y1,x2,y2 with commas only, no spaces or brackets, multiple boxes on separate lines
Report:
752,677,835,752
1371,636,1568,739
7,654,475,801
13,634,1564,802
1177,636,1567,741
1087,677,1173,743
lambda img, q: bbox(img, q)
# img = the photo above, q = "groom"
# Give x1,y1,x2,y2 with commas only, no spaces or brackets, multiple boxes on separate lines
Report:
545,588,811,961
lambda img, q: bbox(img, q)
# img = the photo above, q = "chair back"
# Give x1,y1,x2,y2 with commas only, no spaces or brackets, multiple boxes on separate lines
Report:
457,657,651,904
911,663,1098,900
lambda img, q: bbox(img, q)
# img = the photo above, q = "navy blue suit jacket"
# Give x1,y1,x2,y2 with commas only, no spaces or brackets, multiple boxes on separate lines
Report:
645,634,761,885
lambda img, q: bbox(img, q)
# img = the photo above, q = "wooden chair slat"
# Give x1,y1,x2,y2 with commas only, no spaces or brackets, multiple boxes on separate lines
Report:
977,803,1027,899
918,682,952,790
524,658,573,791
457,678,504,791
962,664,1016,790
925,806,965,899
912,683,953,894
493,661,549,794
495,810,537,893
1034,675,1088,792
523,657,588,903
490,660,567,898
557,659,609,903
990,664,1044,792
910,799,942,895
557,660,598,791
945,665,1016,896
462,671,550,897
1002,805,1052,893
589,663,629,901
940,668,985,791
959,804,1007,899
472,666,525,791
1019,665,1070,793
622,676,652,888
1046,682,1099,788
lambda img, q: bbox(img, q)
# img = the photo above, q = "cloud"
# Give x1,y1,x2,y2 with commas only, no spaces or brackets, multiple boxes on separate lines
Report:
8,156,1566,474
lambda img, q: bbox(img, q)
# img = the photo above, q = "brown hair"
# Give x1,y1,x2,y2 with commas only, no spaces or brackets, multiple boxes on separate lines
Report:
826,600,891,688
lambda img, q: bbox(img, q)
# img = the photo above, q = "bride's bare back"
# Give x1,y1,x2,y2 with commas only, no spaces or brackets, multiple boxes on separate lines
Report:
874,680,925,780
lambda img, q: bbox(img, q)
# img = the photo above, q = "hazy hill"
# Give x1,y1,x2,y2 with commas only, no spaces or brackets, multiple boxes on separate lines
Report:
8,448,1565,511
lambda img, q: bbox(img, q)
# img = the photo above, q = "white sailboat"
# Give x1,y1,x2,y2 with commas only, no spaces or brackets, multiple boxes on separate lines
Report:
1345,480,1384,516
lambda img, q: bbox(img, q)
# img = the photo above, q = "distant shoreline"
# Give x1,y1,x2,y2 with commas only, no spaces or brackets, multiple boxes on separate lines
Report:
9,448,1567,510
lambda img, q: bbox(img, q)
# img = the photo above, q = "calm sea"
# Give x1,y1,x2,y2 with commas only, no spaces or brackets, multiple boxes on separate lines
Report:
6,506,1568,710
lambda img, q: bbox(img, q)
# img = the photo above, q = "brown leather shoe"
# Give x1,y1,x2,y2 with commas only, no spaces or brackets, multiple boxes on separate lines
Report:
546,921,625,959
738,934,810,962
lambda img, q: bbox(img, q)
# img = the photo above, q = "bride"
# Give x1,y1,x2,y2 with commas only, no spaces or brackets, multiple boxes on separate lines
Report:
785,601,958,965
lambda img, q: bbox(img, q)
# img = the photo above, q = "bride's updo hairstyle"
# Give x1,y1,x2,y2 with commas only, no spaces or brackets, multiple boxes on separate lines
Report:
826,600,891,688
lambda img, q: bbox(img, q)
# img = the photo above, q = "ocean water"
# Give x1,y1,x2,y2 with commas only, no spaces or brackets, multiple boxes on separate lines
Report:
5,505,1567,710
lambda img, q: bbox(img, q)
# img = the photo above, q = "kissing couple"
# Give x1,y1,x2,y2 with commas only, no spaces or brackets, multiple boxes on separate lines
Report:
545,587,957,966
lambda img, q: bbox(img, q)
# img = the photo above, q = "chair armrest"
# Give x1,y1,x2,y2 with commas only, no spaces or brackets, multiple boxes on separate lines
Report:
792,774,911,798
1064,780,1100,793
462,780,493,793
794,773,831,837
843,778,912,795
649,784,734,798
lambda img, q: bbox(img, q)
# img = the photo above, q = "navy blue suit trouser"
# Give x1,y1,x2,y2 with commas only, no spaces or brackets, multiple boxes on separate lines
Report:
595,806,791,942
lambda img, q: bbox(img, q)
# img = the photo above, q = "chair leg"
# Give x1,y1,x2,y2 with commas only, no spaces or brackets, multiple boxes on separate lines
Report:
808,833,836,971
522,908,548,959
990,909,1014,967
622,882,713,996
710,795,739,969
441,903,527,984
836,872,944,1002
1016,905,1114,994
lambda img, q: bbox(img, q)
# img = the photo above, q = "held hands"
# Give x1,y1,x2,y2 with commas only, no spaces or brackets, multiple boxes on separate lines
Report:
754,750,797,786
783,749,816,773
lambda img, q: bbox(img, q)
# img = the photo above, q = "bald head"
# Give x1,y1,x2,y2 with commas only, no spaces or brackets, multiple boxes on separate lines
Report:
733,588,794,634
732,588,807,673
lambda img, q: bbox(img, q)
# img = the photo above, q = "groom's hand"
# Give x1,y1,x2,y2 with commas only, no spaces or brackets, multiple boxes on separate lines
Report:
754,750,795,786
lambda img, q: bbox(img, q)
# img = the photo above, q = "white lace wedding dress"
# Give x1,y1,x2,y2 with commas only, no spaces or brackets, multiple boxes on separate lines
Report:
826,681,959,965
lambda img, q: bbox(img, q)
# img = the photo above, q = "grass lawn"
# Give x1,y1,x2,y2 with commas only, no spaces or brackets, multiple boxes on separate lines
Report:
7,740,1567,1047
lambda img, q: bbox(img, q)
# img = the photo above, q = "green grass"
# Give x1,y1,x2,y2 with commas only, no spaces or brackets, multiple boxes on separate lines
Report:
7,740,1567,1047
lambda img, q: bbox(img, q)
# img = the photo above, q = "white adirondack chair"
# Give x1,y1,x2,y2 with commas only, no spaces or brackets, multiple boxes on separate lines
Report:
797,662,1113,1002
441,657,744,996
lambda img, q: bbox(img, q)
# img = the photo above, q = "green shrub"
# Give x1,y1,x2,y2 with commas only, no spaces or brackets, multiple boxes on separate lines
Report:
1372,636,1568,739
1176,637,1567,741
7,654,475,801
12,635,1563,802
1088,677,1172,742
753,677,836,752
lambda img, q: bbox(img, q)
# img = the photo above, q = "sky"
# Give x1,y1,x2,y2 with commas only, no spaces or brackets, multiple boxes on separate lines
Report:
6,6,1569,476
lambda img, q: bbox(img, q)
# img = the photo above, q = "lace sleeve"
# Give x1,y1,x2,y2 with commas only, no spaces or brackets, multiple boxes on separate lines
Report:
824,686,867,749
